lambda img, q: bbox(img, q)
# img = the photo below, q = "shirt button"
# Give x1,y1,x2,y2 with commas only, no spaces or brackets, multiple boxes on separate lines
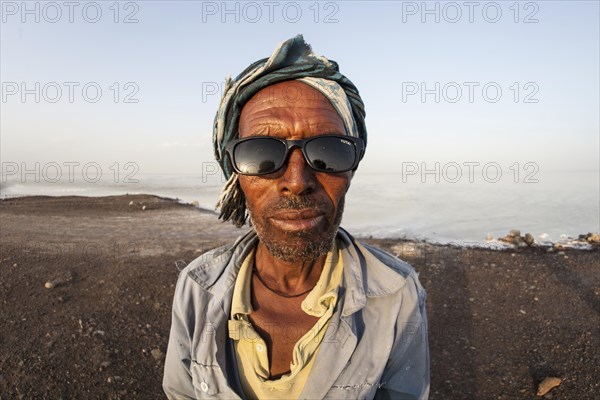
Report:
256,344,264,352
200,382,209,392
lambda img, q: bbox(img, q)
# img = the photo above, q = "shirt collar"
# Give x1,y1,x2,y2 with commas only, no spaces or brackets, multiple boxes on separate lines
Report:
230,245,255,317
230,238,342,319
301,238,341,317
187,228,407,318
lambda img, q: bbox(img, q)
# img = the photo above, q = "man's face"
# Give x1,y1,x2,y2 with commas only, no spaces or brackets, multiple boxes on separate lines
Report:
237,81,353,263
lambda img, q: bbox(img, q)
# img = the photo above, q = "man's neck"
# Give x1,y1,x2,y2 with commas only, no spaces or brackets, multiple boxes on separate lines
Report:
253,241,327,295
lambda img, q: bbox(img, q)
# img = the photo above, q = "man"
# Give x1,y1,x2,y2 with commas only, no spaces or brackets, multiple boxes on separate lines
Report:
163,35,429,399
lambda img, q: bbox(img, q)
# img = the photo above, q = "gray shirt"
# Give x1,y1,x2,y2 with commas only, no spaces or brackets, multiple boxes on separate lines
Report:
163,227,430,399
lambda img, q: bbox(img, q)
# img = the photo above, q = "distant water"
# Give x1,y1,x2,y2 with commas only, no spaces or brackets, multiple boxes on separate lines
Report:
2,170,598,244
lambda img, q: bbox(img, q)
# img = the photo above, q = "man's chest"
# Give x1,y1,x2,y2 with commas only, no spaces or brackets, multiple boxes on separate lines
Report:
247,287,320,377
249,305,318,344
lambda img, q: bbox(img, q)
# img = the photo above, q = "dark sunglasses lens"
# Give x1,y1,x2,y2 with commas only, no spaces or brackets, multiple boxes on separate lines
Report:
233,138,286,174
305,136,356,172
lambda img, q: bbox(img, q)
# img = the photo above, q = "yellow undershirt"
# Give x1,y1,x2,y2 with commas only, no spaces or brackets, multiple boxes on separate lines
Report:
228,239,343,400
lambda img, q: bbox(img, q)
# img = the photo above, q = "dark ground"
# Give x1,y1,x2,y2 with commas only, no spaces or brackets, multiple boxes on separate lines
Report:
1,195,598,399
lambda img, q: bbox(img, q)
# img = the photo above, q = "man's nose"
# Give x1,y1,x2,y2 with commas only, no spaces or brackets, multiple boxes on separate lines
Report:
277,148,316,195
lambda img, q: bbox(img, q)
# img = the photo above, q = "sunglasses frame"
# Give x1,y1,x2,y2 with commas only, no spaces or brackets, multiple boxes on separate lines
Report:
224,134,365,176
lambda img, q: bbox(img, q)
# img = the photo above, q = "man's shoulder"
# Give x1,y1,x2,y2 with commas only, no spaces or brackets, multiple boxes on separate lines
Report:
175,244,231,283
176,230,257,291
339,228,417,278
358,241,418,279
338,228,425,300
352,239,427,309
182,243,233,273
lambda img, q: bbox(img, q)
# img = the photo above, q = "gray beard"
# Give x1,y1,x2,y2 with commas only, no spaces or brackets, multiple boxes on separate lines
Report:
249,196,345,263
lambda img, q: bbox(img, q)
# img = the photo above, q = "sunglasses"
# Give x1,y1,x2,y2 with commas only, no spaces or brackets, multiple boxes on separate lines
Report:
224,134,365,176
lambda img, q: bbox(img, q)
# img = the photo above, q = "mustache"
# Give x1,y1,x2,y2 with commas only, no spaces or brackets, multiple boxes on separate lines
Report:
264,196,330,214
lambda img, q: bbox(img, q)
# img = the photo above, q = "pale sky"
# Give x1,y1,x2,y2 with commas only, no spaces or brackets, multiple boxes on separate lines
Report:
1,1,599,177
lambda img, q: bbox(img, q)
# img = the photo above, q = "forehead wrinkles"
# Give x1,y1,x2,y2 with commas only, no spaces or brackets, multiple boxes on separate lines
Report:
240,83,345,136
240,107,345,137
247,81,332,106
244,105,342,124
238,90,346,137
242,82,338,117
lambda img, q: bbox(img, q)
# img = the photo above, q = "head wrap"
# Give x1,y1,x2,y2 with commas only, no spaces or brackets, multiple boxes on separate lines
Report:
212,34,367,227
